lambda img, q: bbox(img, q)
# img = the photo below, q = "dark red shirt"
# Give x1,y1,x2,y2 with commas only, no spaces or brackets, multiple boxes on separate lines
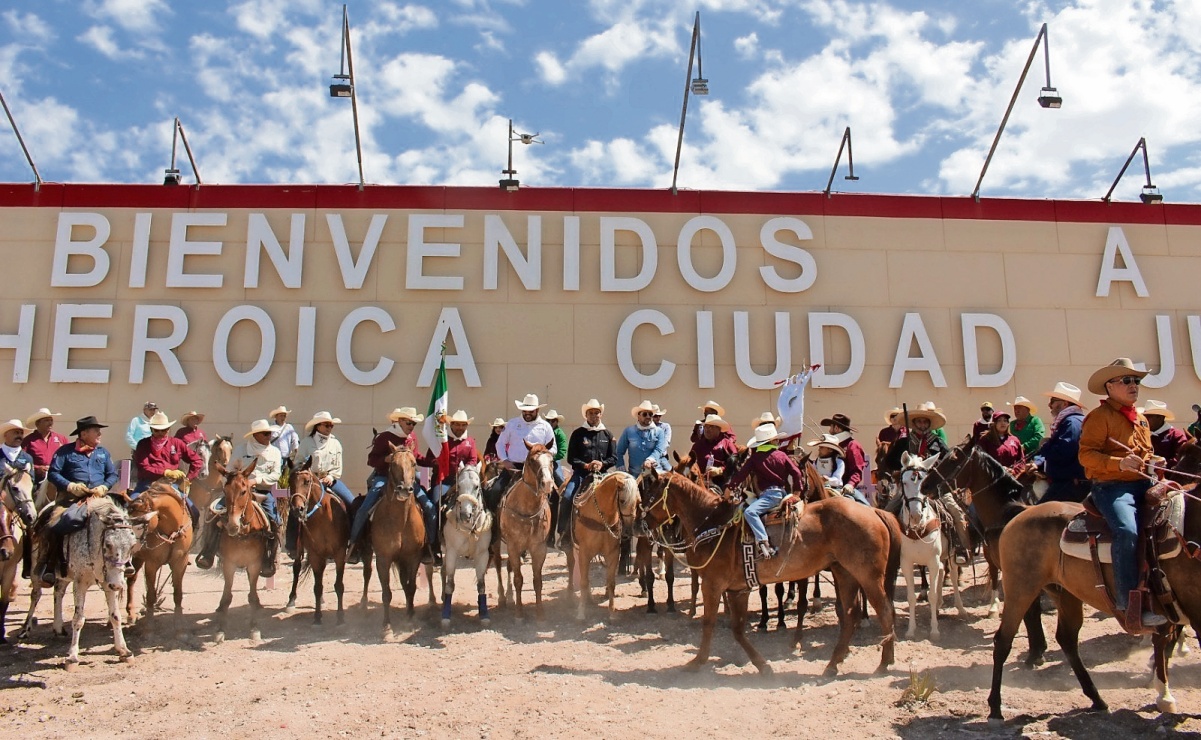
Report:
174,427,207,445
977,432,1023,466
21,429,67,469
840,438,869,487
1152,426,1191,467
368,431,411,473
687,433,739,473
133,436,204,482
727,448,803,493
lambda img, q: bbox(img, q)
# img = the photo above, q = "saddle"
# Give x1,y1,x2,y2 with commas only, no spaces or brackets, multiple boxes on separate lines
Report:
761,493,804,528
1059,484,1183,564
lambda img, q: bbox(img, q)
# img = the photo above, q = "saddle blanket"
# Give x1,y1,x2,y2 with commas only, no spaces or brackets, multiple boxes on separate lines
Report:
1059,488,1184,564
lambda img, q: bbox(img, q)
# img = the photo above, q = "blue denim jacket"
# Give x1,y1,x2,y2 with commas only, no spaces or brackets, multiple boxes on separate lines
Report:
615,425,669,473
48,443,118,490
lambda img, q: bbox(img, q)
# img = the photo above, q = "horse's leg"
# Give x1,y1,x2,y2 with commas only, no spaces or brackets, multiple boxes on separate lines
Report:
918,564,929,603
510,547,526,621
125,563,138,627
988,575,1050,723
53,579,69,637
606,542,621,621
689,569,700,619
441,547,457,629
824,565,862,676
793,577,808,649
106,585,131,660
929,546,944,642
685,576,722,671
576,540,592,622
402,557,419,619
377,552,393,637
784,580,797,610
67,582,86,665
756,584,770,632
311,555,325,626
1152,628,1178,713
810,571,823,613
531,543,547,620
17,580,42,640
170,557,186,636
903,553,918,639
635,537,648,598
143,562,160,626
986,547,1002,617
475,550,490,627
359,546,373,610
950,550,967,618
491,541,508,608
247,563,262,644
664,548,676,613
1053,592,1109,713
334,551,346,626
728,589,771,674
775,582,787,630
1023,599,1049,667
286,541,302,613
215,556,235,644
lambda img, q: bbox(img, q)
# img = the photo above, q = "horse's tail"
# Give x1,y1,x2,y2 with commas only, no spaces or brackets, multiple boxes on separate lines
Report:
873,507,902,604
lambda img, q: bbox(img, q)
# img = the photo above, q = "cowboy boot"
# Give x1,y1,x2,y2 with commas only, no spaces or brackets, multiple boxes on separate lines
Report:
195,517,222,570
285,515,299,559
261,521,280,578
756,540,777,561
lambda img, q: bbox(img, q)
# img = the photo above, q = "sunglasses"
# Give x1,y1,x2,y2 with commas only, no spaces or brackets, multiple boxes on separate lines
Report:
1108,375,1142,387
638,412,653,418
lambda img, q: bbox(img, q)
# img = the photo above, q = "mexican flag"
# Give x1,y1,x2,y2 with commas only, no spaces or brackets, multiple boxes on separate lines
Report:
422,354,450,481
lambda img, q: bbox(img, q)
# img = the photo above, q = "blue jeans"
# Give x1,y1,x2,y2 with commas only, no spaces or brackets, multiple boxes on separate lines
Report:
350,472,431,544
846,488,870,506
744,487,784,543
1090,478,1151,610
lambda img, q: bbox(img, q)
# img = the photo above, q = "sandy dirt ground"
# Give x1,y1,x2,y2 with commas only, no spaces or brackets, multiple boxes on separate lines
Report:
3,545,1201,740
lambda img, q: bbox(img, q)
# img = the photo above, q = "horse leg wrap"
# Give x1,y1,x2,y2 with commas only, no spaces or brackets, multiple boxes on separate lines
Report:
478,593,488,618
441,594,452,621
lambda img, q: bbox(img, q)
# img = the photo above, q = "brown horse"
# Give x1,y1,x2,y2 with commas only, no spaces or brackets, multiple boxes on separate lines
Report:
367,446,434,636
212,461,268,644
498,444,554,620
190,435,233,543
638,469,900,676
125,479,194,633
286,465,350,625
0,464,35,644
566,471,639,621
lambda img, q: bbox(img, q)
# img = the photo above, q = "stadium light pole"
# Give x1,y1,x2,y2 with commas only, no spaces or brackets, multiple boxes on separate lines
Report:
329,4,365,189
823,126,860,197
0,88,43,191
499,119,542,191
971,22,1062,201
1103,137,1163,204
163,117,202,186
670,11,709,195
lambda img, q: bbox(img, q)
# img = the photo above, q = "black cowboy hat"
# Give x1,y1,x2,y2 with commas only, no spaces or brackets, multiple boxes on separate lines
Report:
70,416,108,436
819,413,856,433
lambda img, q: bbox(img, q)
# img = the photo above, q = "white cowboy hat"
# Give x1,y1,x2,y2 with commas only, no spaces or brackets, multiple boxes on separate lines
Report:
447,410,474,424
907,402,946,431
1043,381,1083,407
180,410,205,424
631,400,658,419
304,411,342,434
23,408,61,428
515,394,545,411
1142,400,1175,421
490,418,506,428
1087,357,1150,396
746,422,782,448
883,407,903,425
269,406,290,417
807,433,844,457
1008,396,1038,414
700,413,730,432
751,411,780,428
543,409,566,422
652,404,667,416
698,400,726,417
389,407,425,423
147,412,175,430
0,419,31,437
581,399,605,417
244,419,278,438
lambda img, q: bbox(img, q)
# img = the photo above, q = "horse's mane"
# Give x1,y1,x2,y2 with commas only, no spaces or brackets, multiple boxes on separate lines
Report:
967,446,1027,505
644,471,738,527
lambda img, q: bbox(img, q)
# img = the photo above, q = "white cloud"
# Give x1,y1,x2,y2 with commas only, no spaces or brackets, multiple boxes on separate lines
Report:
3,11,55,43
534,16,679,86
84,0,171,33
228,0,324,40
534,51,567,84
77,25,143,60
734,32,759,59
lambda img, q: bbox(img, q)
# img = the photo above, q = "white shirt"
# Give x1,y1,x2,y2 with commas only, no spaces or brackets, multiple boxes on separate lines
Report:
231,440,282,489
496,415,556,464
271,422,299,459
295,433,344,480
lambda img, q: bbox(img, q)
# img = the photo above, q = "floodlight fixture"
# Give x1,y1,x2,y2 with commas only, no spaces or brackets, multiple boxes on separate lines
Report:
1103,137,1164,204
329,4,365,188
971,22,1062,200
671,11,710,194
0,88,43,190
824,126,860,197
163,117,201,186
499,119,543,191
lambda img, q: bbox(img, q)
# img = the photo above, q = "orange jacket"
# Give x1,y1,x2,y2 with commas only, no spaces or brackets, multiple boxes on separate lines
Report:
1078,398,1153,482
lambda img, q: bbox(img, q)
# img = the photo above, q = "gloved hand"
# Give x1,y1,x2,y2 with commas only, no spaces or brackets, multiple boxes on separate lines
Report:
66,482,88,496
91,485,109,497
163,469,186,482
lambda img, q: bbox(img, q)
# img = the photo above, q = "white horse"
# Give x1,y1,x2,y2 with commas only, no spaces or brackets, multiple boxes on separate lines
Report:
186,437,213,478
0,463,36,643
19,498,138,666
440,463,493,629
898,451,966,641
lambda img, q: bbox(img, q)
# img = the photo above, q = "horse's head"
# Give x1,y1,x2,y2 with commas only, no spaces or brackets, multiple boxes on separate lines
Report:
613,472,640,527
899,452,939,532
209,436,234,475
921,443,971,498
637,468,672,530
0,507,16,561
289,457,316,513
218,459,259,537
1,463,37,528
522,444,554,497
188,438,213,477
99,510,137,592
385,445,417,500
449,465,487,534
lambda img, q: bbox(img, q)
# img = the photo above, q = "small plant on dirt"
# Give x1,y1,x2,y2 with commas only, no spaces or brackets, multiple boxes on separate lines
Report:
898,666,936,706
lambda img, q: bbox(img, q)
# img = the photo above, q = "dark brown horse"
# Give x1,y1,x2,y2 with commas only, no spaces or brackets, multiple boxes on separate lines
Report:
565,471,639,621
638,470,899,676
498,444,554,620
213,461,268,644
286,465,350,625
125,479,194,634
367,446,434,636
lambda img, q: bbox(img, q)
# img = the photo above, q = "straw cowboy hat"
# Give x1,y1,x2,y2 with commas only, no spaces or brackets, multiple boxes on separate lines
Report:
244,419,278,438
807,433,844,457
700,414,731,432
819,413,855,432
0,420,31,437
1043,381,1084,407
515,394,546,411
180,410,205,425
389,407,425,423
543,409,566,422
698,400,726,417
1142,400,1175,421
1087,357,1150,396
1008,396,1038,414
883,407,903,425
652,404,667,416
490,418,506,428
581,399,605,417
631,400,658,419
445,410,474,424
23,408,61,428
751,411,780,428
746,422,783,448
907,402,946,431
269,406,291,418
69,416,107,436
304,411,342,434
147,412,175,431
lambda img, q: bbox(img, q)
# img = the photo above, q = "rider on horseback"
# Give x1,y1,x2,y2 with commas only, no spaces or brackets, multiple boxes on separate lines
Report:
558,399,617,545
196,418,283,574
616,401,670,476
426,410,481,560
726,422,802,561
687,414,738,486
491,394,558,496
348,407,431,564
131,411,204,530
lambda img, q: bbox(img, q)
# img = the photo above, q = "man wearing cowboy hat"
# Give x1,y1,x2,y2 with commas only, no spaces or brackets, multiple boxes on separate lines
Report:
132,412,204,497
174,411,207,446
691,401,736,445
751,411,780,430
21,408,66,487
558,400,618,546
652,405,671,446
496,395,557,469
484,418,506,461
269,406,299,463
1078,357,1166,628
808,434,846,494
38,416,119,586
349,407,429,563
427,410,482,558
821,413,870,505
727,422,804,561
1008,397,1045,458
197,419,283,573
616,400,670,474
1142,400,1189,468
874,407,905,482
687,414,739,486
125,401,158,453
968,402,995,448
1033,381,1088,503
0,420,35,482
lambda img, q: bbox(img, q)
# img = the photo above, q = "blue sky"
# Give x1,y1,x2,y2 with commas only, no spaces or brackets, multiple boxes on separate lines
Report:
2,0,1198,202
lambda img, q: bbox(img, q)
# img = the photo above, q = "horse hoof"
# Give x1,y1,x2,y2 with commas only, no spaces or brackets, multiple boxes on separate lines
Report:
480,618,491,628
681,660,703,673
987,716,1004,728
284,606,296,615
758,663,774,676
930,631,940,642
821,665,838,678
1091,700,1109,713
1157,697,1177,714
214,632,225,645
118,653,134,664
382,627,394,641
64,660,79,672
441,619,450,630
1025,654,1046,668
249,630,261,644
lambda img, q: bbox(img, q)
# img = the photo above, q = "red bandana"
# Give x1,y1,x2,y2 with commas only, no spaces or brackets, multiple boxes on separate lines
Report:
75,443,95,455
1118,404,1139,425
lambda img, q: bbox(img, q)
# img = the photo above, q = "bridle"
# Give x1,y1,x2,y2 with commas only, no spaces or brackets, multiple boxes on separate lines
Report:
387,453,416,500
290,470,328,522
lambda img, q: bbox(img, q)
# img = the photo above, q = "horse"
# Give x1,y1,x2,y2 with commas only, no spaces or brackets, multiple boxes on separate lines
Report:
498,443,554,620
440,463,493,629
285,463,350,625
896,452,966,641
189,435,233,538
0,464,36,643
367,445,434,636
125,479,194,633
565,471,639,622
211,461,269,644
638,470,899,676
